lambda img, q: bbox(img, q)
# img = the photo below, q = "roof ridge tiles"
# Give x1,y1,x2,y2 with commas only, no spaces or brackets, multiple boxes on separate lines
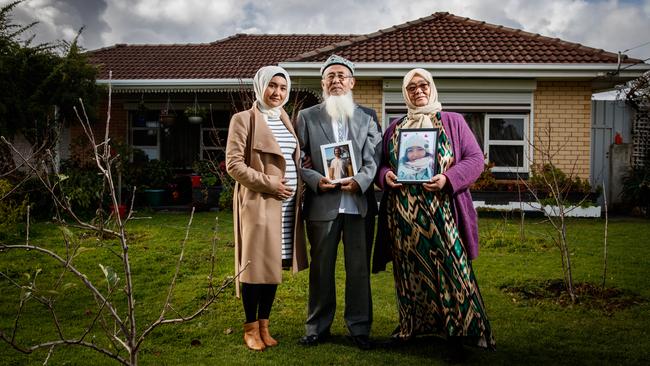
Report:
209,33,246,45
444,13,631,61
287,13,445,61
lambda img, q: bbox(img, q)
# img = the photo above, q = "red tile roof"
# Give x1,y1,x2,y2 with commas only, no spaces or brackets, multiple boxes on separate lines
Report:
89,12,641,80
291,13,636,64
89,34,356,79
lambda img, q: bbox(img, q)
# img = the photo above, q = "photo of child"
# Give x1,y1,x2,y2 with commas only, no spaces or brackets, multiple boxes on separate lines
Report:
396,129,438,183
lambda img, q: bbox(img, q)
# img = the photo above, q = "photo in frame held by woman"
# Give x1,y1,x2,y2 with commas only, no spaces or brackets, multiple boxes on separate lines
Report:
373,68,495,361
396,129,439,183
225,65,308,351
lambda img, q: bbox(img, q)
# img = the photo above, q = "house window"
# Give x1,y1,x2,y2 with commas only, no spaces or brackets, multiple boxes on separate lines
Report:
199,110,231,161
200,127,227,161
484,114,528,173
130,111,160,160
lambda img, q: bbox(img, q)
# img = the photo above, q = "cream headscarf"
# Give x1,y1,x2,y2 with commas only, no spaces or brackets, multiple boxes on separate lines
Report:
253,65,291,118
401,68,442,128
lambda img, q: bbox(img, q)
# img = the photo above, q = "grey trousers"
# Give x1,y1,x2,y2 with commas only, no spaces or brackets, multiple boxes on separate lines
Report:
305,213,372,337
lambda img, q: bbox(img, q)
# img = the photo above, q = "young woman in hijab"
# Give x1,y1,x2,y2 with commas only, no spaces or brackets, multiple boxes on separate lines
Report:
226,65,308,351
374,68,495,361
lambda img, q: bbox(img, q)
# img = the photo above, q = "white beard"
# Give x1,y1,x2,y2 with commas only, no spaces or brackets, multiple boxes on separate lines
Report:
324,91,355,121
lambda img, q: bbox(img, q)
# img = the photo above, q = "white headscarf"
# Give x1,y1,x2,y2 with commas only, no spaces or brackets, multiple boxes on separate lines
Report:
253,65,291,118
401,68,442,128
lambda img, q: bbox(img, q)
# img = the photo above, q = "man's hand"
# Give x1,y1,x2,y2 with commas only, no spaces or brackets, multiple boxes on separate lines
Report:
340,178,360,193
318,177,337,192
385,171,403,189
423,174,447,192
276,178,295,200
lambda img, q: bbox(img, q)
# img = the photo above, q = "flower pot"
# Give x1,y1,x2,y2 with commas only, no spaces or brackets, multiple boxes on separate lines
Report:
191,175,201,188
110,204,127,218
192,186,221,211
159,114,176,126
188,116,203,124
143,189,166,207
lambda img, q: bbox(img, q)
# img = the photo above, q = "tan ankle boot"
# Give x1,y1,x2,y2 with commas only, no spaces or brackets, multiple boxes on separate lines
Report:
258,319,278,347
243,321,265,351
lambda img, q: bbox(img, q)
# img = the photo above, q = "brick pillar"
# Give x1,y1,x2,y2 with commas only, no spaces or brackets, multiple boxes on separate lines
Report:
533,81,592,179
353,80,383,123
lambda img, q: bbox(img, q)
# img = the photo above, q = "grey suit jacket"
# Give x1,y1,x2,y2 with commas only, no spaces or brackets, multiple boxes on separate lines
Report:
296,103,382,221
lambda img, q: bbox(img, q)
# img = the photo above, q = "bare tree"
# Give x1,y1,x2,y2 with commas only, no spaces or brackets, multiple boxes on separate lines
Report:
624,70,650,111
519,126,595,303
601,182,609,290
0,74,245,365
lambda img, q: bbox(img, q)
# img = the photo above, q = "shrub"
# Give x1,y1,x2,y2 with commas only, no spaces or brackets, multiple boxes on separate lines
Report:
472,161,498,191
0,179,28,239
192,160,234,210
621,149,650,216
529,163,597,206
59,159,105,214
142,159,173,190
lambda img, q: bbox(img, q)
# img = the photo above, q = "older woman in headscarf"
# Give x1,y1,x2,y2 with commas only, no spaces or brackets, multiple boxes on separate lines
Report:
226,65,308,351
374,68,495,361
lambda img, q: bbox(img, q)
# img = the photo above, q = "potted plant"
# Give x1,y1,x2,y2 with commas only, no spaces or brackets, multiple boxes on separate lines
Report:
141,159,173,207
191,160,222,210
184,104,207,124
159,95,176,127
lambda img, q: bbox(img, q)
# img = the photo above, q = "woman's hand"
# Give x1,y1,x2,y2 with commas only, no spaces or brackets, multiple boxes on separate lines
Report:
423,174,447,192
276,178,294,200
385,171,403,189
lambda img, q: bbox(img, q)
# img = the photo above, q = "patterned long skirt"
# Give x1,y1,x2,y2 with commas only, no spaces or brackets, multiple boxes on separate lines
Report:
387,119,495,349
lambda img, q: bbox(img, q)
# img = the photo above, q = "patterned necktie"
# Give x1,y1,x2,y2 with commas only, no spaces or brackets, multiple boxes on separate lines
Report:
337,118,345,142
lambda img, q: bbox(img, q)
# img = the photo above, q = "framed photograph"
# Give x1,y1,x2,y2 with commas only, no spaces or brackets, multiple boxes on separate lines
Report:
320,140,358,183
396,128,439,183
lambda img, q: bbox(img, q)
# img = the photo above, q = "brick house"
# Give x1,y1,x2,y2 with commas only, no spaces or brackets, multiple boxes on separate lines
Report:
85,12,649,184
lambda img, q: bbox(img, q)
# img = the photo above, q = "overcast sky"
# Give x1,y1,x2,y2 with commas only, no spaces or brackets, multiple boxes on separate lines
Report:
3,0,649,62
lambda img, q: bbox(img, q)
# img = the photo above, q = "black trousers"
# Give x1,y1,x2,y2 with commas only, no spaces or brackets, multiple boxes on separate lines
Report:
241,283,277,323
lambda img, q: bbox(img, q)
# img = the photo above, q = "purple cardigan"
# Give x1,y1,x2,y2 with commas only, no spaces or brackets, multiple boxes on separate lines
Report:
373,112,483,270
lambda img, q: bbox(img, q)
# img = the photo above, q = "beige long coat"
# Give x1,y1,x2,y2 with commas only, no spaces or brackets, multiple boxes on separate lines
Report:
225,106,308,297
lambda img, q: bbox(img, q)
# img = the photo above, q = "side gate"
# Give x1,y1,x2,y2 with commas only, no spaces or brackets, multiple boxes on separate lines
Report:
591,99,634,205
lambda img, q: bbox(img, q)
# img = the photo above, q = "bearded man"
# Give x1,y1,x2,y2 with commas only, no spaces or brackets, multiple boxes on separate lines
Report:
295,54,382,350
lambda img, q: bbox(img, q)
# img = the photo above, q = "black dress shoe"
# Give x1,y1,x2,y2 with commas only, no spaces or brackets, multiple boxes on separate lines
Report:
349,334,372,350
299,334,319,346
298,331,330,346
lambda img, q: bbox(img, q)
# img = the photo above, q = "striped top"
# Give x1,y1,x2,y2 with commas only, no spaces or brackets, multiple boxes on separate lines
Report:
265,115,298,261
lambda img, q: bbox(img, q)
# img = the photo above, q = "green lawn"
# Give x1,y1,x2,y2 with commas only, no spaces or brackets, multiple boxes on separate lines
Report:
1,212,648,365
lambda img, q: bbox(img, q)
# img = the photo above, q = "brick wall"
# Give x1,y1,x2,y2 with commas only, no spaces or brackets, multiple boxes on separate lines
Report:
69,95,129,145
533,81,592,179
354,79,383,122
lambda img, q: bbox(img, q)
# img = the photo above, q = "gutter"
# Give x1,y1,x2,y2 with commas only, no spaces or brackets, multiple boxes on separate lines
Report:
94,78,254,93
96,62,649,92
279,62,650,79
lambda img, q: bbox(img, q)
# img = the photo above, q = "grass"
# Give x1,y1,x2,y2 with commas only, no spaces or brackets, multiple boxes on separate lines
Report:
0,212,649,365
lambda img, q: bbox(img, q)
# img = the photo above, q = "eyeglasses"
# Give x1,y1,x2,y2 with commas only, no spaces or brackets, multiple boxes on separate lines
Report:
406,82,430,94
323,73,353,83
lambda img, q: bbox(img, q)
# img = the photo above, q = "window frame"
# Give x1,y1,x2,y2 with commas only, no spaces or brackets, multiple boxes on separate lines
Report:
483,113,529,173
200,126,228,161
129,112,161,161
